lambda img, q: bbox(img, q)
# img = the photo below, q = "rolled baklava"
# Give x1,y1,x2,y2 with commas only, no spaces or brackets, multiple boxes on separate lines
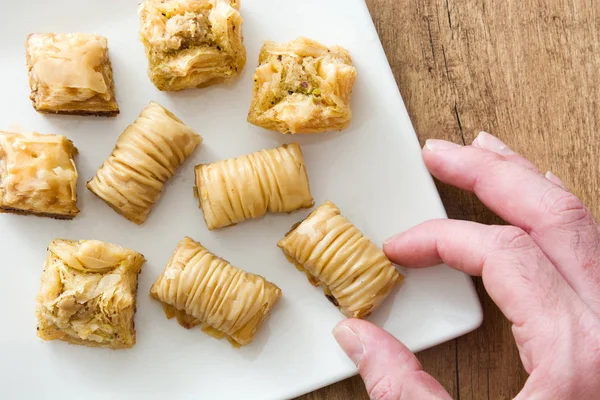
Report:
87,102,202,224
248,37,356,134
26,33,119,116
138,0,246,91
36,239,146,349
0,131,79,219
278,201,403,318
194,143,314,230
150,237,282,346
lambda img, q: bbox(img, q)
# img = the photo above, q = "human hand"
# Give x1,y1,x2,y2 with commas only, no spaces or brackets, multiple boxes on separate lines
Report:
332,132,600,400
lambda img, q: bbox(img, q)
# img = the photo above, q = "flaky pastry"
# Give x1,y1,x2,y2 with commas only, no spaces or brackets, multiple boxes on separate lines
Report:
278,201,403,318
87,102,202,224
36,239,146,349
150,237,281,346
139,0,246,91
0,131,78,219
248,37,356,134
26,33,119,116
194,143,313,230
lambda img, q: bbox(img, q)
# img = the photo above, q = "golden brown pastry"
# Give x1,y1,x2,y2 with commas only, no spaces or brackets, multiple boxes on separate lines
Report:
0,131,79,219
194,143,313,230
247,37,356,134
26,33,119,116
87,102,202,225
36,239,146,349
150,237,281,346
138,0,246,91
278,201,403,318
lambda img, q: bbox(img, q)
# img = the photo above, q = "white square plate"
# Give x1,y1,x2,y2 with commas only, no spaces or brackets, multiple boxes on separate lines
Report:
0,1,482,399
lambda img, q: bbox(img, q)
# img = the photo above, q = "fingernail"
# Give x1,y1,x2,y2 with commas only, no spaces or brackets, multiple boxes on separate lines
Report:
383,233,400,245
424,139,461,152
333,324,365,365
545,171,567,189
475,131,515,156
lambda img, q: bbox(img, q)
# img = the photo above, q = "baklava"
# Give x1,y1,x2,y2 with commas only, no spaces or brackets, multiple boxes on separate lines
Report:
0,131,79,219
138,0,246,91
26,33,119,116
278,201,403,318
36,239,146,349
194,143,313,230
150,237,282,346
87,102,202,224
247,37,356,134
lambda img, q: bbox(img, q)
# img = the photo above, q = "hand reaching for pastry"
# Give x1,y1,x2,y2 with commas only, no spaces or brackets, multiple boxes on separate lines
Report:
332,132,600,400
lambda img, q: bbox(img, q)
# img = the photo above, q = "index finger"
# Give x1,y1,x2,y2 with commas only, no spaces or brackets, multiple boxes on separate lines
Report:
383,219,576,340
423,140,600,312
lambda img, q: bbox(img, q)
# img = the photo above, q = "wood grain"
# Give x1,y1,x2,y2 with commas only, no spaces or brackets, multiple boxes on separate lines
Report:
298,0,600,399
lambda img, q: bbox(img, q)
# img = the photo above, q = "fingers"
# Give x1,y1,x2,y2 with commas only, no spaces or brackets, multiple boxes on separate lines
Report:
384,218,594,372
422,136,600,312
383,219,576,331
333,319,452,400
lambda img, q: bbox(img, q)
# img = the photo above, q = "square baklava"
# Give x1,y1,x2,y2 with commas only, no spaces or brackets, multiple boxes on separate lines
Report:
0,131,79,219
36,239,146,349
138,0,246,91
247,37,357,134
26,33,119,116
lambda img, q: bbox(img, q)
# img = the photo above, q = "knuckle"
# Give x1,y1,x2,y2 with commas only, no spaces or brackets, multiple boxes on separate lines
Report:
541,187,591,227
367,374,396,400
488,226,534,251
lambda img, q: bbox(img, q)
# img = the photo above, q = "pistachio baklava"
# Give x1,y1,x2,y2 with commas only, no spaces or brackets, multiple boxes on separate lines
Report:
36,239,146,349
138,0,246,91
248,37,356,134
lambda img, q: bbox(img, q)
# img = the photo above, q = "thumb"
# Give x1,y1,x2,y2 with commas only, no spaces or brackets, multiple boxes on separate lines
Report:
333,319,452,400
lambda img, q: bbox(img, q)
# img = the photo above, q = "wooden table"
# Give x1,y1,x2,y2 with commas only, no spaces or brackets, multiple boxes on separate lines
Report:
299,0,599,398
